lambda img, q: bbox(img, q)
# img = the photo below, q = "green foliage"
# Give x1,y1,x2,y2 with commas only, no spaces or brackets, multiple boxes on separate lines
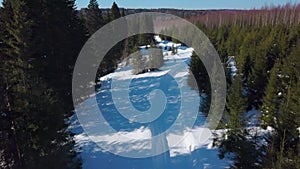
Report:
111,2,121,20
147,48,164,69
171,45,176,55
218,77,261,169
187,17,300,168
131,47,146,74
187,52,211,115
131,47,164,75
80,0,104,35
138,15,154,46
262,40,300,169
0,0,85,168
224,76,247,129
96,2,126,78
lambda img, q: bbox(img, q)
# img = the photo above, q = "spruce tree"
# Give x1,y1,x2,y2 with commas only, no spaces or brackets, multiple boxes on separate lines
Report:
131,47,146,74
138,14,154,46
0,0,34,167
0,0,84,168
262,40,300,169
97,1,126,77
218,76,260,169
111,2,121,20
187,52,211,115
80,0,104,35
147,47,164,70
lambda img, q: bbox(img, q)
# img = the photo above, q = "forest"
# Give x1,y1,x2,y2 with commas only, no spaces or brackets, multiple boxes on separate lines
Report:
187,4,300,169
0,0,299,169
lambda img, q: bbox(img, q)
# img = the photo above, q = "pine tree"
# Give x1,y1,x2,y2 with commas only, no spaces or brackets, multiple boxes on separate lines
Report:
138,14,154,46
80,0,104,35
262,40,300,169
187,52,211,115
147,47,164,70
0,0,34,167
171,44,176,55
188,52,210,91
215,25,229,61
0,0,84,168
131,47,146,74
98,1,124,76
261,61,282,128
218,76,260,169
247,27,278,108
236,30,257,83
111,2,121,20
121,8,125,17
225,25,241,56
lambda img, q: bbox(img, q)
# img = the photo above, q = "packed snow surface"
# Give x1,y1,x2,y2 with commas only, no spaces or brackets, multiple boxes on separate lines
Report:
71,36,231,169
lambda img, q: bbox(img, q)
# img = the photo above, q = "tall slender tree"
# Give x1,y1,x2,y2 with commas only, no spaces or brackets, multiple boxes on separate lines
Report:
218,76,260,169
147,48,164,70
111,2,121,20
80,0,104,35
262,41,300,169
0,0,85,168
0,0,34,167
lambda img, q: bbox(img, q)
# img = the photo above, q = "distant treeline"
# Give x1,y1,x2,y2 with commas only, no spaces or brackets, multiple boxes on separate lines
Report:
80,3,300,28
188,3,300,27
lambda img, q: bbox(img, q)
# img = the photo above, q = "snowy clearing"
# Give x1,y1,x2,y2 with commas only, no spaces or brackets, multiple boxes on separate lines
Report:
71,36,231,169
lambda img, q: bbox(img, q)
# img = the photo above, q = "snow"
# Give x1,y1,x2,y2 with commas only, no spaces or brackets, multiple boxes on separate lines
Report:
139,45,151,49
73,126,230,169
71,36,231,169
74,126,216,157
174,72,189,78
158,41,182,48
167,127,212,156
163,48,194,60
226,56,237,77
155,35,182,49
266,126,274,131
154,35,162,42
99,69,170,81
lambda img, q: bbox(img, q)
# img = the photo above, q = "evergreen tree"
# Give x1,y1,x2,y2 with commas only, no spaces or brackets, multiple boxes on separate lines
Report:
215,25,229,61
97,1,127,78
111,2,121,20
218,76,260,169
187,52,211,115
171,45,176,55
236,30,256,84
261,61,283,128
131,47,146,74
31,0,87,108
225,25,241,56
0,0,84,168
147,47,164,70
80,0,104,35
262,41,300,169
188,52,210,91
0,0,32,167
138,14,154,46
121,8,125,17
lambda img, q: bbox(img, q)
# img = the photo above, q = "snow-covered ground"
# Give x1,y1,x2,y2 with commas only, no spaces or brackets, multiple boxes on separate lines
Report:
71,36,231,169
226,56,237,78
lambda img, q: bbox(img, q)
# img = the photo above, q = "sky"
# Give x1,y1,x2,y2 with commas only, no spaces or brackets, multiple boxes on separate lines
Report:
75,0,300,9
0,0,299,9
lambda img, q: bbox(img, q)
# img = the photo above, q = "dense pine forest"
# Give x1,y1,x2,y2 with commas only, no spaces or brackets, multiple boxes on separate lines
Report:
187,4,300,169
0,0,299,169
0,0,124,168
